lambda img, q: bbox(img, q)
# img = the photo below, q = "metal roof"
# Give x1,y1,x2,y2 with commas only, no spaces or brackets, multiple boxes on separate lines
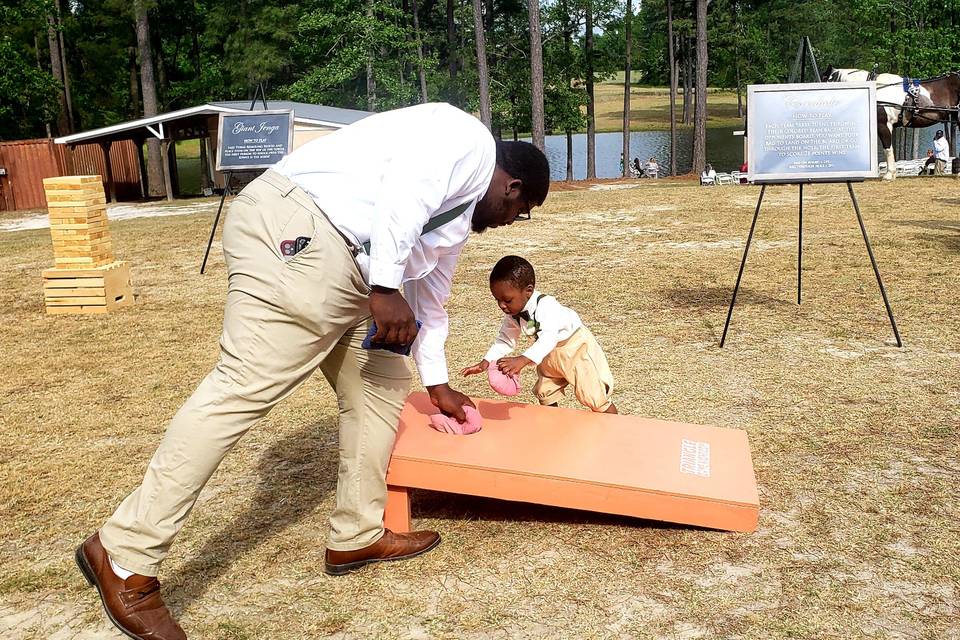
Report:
54,102,373,146
210,101,372,127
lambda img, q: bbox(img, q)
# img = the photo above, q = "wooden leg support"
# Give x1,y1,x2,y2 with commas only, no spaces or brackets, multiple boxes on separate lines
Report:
384,485,411,533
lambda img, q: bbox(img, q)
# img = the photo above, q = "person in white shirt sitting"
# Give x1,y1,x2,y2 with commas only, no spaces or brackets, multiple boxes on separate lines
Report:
701,163,717,185
461,255,617,414
74,103,551,639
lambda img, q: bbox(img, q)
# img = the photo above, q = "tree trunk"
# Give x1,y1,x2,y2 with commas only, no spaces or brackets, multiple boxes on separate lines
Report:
129,47,141,119
561,0,574,180
366,0,377,111
411,0,429,103
47,4,70,136
585,0,596,179
134,0,165,198
691,0,707,174
622,0,632,177
447,0,458,95
472,0,492,129
667,0,677,176
34,33,53,137
56,5,75,132
683,35,693,125
528,0,545,150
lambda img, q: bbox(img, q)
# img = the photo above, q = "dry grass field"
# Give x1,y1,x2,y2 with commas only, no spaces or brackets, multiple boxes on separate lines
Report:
592,83,743,132
1,177,958,639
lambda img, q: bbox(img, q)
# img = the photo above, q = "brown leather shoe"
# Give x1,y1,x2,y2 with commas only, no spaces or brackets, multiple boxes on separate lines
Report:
74,532,186,640
324,528,441,576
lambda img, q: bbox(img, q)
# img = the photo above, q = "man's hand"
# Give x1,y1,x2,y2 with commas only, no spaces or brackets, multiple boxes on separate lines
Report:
460,359,489,377
426,383,476,422
497,355,533,376
368,286,418,347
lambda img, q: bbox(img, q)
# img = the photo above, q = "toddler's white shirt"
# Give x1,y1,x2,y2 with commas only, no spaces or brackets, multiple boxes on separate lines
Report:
483,290,584,365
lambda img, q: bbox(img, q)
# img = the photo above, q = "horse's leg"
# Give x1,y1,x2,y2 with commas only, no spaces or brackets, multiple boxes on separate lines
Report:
879,111,895,181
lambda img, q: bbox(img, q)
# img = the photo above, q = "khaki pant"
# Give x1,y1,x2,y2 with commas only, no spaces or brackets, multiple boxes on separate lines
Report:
533,327,614,412
935,159,947,175
99,170,411,577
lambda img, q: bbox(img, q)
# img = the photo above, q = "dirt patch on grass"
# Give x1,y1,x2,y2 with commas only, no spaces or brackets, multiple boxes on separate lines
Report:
0,180,958,638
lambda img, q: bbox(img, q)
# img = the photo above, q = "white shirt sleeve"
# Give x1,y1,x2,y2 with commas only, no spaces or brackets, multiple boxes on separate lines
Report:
521,297,567,365
483,316,521,363
404,248,461,386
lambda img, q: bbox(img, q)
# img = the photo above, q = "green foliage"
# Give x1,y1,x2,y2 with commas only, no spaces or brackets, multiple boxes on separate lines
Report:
0,0,60,139
286,0,422,110
2,0,960,140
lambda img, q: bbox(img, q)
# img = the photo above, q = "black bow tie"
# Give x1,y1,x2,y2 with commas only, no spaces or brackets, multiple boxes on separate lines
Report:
514,310,530,322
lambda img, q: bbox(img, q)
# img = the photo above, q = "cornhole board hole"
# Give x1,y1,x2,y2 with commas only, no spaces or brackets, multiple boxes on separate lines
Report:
384,393,759,533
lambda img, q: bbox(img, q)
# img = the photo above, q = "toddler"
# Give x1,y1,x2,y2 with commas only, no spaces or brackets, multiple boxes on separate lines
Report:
462,255,617,413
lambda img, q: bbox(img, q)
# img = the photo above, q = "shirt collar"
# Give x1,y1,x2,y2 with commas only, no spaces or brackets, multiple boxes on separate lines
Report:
521,289,541,317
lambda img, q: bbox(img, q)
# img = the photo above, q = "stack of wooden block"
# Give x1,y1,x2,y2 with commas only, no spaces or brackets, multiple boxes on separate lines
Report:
41,175,133,315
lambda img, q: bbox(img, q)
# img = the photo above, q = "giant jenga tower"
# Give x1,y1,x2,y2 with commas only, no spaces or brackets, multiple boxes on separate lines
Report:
41,175,133,315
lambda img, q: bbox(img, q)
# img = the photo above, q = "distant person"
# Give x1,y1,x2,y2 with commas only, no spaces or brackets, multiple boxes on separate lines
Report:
933,130,949,175
632,157,643,177
739,161,749,183
701,163,717,185
462,255,617,414
644,157,659,178
920,148,936,176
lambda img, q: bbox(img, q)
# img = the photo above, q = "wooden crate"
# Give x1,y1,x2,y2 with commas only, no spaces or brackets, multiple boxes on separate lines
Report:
42,175,114,269
42,261,133,315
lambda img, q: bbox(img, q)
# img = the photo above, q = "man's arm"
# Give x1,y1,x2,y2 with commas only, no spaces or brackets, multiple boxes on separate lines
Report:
403,249,475,421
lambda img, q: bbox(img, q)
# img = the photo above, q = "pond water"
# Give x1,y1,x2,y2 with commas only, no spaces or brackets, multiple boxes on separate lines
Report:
535,128,743,180
533,126,945,181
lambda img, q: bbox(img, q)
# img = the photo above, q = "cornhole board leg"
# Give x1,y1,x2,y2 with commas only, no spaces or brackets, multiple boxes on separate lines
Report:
384,485,411,532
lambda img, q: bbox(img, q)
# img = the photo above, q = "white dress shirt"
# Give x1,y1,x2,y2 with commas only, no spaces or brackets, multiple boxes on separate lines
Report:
273,103,497,386
934,136,949,161
483,290,584,365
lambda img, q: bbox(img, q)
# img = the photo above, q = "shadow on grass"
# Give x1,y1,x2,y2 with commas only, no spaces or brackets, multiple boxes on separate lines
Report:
661,286,795,310
167,421,338,611
411,490,714,533
885,217,960,232
883,218,960,252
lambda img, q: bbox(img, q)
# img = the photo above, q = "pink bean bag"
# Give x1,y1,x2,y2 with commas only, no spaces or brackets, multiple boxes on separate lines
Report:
487,361,521,396
428,405,483,435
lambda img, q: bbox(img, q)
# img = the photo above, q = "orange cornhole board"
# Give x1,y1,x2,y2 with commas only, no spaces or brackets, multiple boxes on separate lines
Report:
385,393,759,533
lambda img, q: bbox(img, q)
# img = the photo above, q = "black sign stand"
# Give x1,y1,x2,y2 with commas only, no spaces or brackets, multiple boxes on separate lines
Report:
200,83,269,274
719,182,902,348
787,36,820,84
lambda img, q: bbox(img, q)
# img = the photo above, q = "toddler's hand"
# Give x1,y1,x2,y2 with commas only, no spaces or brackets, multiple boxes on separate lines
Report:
497,356,533,376
460,359,489,376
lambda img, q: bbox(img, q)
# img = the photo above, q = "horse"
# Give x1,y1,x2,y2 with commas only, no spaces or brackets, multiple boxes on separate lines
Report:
821,66,960,180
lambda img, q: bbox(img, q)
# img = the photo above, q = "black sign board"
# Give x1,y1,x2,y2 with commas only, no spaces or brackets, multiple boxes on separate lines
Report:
215,110,294,170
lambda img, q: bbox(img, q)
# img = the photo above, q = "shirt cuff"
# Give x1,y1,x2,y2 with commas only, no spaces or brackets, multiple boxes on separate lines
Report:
417,361,449,387
484,344,512,363
368,258,405,289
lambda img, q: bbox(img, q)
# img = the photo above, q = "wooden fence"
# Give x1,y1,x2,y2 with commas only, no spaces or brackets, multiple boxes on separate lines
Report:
0,139,142,212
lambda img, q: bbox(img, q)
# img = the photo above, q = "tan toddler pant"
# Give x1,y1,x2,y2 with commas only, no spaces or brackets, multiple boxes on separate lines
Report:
533,327,614,412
